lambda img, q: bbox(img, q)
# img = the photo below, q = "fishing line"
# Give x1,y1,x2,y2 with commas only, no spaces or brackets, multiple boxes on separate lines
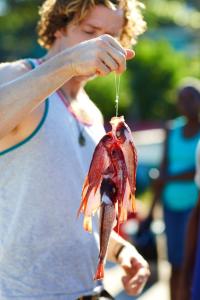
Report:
114,73,121,117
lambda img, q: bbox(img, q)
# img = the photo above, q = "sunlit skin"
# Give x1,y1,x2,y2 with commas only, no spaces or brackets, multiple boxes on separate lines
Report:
0,4,150,296
44,5,134,100
0,4,134,142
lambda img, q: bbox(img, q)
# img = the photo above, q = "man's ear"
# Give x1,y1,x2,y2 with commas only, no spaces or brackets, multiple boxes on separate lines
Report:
54,28,67,38
54,30,63,39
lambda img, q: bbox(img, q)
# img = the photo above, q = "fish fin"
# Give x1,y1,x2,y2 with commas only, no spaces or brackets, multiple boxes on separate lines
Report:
87,137,110,187
82,176,89,199
93,261,104,280
77,190,90,217
116,217,120,234
85,182,101,216
122,178,130,210
121,140,137,196
77,198,87,217
119,206,128,223
78,181,98,217
77,177,90,217
78,135,111,217
129,193,136,213
83,216,92,233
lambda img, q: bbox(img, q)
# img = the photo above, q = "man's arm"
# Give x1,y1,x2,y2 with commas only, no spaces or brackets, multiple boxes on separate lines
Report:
0,35,132,139
0,51,74,139
107,230,150,296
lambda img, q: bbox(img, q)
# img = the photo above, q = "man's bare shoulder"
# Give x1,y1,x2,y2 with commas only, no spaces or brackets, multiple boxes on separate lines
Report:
0,59,31,86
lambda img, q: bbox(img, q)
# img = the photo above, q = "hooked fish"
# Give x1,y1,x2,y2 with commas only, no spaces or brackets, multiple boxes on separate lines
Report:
111,116,137,212
94,178,117,280
77,116,138,280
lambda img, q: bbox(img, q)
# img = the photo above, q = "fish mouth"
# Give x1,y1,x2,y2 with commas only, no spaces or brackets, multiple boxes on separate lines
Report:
110,116,125,127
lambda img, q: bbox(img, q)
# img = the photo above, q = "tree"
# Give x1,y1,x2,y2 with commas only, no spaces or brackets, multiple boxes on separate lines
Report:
0,0,43,61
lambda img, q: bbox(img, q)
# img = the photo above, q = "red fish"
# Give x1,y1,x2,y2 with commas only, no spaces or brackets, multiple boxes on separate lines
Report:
77,116,138,280
77,133,114,232
104,141,129,231
111,116,137,212
94,178,117,280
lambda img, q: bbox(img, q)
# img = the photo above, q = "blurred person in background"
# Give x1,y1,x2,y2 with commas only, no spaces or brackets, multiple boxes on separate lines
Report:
178,139,200,300
0,1,150,300
149,78,200,300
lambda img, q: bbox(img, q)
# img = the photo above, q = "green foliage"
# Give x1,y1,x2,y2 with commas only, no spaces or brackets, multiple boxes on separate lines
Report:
85,72,133,121
144,0,200,29
0,0,43,61
86,38,199,122
127,38,195,121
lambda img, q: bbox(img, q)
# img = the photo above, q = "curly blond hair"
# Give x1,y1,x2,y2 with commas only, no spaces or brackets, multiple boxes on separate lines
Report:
37,0,146,49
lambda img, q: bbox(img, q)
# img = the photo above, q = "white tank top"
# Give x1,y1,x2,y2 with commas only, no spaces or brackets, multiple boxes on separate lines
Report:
0,59,105,300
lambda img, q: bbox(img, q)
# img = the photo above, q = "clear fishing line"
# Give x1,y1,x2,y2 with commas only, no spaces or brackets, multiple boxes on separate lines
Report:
114,73,121,117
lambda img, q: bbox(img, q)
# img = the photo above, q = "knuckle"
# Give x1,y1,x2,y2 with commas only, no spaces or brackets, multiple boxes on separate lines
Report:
97,38,107,48
119,53,126,64
116,55,126,71
100,65,109,76
102,33,112,40
113,62,118,70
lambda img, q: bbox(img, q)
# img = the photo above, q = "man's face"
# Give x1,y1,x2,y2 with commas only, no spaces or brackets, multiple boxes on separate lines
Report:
56,4,124,50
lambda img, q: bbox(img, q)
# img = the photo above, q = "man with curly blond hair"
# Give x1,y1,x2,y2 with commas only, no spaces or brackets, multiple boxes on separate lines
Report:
0,1,149,299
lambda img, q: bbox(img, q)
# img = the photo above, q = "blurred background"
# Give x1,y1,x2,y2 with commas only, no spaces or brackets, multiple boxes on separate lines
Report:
0,0,199,299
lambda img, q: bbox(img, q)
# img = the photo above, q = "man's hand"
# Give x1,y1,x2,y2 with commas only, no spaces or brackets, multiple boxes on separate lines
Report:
118,246,150,296
67,34,135,77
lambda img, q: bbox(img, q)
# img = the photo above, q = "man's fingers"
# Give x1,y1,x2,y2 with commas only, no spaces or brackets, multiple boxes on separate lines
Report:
126,49,135,60
121,258,150,296
130,257,143,268
122,264,139,278
122,271,149,296
104,34,126,56
100,51,119,72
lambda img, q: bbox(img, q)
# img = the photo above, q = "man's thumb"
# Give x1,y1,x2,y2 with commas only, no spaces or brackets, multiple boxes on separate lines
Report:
125,49,135,60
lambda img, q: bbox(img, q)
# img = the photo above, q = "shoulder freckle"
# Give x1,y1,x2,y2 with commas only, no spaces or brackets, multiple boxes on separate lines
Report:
11,125,20,135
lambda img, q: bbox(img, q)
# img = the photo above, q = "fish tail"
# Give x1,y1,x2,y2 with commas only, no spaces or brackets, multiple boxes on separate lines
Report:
93,261,104,280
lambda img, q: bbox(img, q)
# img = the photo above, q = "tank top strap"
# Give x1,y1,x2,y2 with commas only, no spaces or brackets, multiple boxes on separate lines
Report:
25,58,37,69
